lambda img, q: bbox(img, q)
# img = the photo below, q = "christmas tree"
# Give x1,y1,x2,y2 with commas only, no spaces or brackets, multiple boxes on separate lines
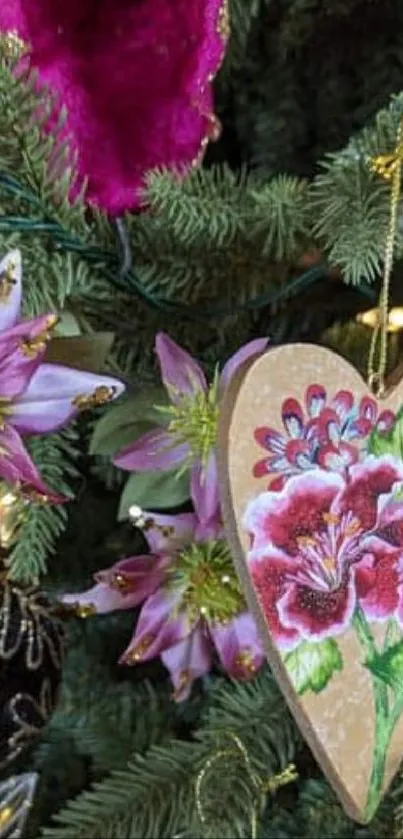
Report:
1,1,403,837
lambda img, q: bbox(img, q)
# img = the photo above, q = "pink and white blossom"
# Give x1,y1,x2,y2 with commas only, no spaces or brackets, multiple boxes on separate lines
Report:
0,250,124,500
113,332,269,522
63,508,264,700
244,456,403,649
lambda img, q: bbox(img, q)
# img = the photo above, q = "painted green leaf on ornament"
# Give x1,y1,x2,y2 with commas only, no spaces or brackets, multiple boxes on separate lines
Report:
368,407,403,460
285,639,343,696
118,469,190,520
90,388,168,456
365,640,403,693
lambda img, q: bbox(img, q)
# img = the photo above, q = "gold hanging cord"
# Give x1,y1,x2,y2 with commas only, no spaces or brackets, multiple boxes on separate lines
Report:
195,732,298,838
367,118,403,397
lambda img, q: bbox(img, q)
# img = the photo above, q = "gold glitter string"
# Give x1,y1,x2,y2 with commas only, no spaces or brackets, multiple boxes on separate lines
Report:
367,118,403,397
195,733,298,838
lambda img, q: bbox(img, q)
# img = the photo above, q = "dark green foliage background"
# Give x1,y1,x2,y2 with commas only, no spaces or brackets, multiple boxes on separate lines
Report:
2,1,403,836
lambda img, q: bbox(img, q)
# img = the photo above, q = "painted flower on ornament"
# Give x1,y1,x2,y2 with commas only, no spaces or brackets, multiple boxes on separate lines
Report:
253,385,395,489
244,456,403,651
0,250,124,500
113,332,269,522
63,506,264,700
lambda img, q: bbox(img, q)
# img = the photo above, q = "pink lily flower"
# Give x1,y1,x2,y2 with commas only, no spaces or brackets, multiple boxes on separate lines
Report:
0,249,124,500
113,333,269,522
63,507,264,701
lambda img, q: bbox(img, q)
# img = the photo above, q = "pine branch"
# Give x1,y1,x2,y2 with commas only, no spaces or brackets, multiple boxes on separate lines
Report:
39,670,300,839
7,428,80,583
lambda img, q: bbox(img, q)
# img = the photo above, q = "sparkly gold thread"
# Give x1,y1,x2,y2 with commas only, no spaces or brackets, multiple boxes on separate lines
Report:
195,733,298,838
368,119,403,397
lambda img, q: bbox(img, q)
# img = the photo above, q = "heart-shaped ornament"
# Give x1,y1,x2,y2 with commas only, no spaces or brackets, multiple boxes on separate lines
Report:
219,343,403,823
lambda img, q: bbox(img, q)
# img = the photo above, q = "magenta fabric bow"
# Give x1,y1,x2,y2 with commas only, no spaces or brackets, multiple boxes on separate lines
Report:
0,0,229,214
0,249,124,500
63,506,264,700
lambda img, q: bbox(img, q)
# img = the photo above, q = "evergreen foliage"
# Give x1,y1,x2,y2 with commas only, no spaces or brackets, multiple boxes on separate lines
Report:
1,1,403,837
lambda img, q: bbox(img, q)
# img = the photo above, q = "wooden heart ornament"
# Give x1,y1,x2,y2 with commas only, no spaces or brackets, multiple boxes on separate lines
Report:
219,343,403,823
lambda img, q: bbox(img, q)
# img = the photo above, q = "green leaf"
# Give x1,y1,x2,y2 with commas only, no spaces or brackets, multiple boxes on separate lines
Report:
45,333,114,372
118,470,190,520
90,388,168,457
285,639,343,696
365,640,403,693
368,407,403,459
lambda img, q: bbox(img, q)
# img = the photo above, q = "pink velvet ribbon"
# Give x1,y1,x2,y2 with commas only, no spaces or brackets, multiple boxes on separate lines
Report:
0,0,229,214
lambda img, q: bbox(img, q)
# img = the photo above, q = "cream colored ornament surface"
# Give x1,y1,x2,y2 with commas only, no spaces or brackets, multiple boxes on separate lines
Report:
219,343,403,823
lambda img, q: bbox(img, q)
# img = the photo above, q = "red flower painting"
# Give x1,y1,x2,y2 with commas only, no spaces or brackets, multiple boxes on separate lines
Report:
244,457,403,649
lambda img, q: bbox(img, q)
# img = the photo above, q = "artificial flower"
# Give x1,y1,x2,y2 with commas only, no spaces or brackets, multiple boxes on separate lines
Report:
0,249,124,499
114,332,269,522
0,0,229,214
244,456,403,650
253,385,395,489
63,506,264,700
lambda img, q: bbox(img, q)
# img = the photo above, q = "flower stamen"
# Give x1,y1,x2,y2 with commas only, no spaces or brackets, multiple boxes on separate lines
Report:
158,368,220,470
170,540,245,624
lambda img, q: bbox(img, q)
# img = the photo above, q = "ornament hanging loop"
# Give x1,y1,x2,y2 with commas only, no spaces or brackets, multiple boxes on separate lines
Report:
367,118,403,397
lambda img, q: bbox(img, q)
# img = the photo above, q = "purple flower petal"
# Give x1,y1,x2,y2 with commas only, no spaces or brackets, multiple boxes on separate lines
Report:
219,338,269,393
139,511,197,554
63,554,165,613
190,451,220,523
161,627,213,701
155,332,207,402
0,250,22,333
63,582,133,614
194,512,223,541
11,363,125,434
114,427,189,471
0,424,64,502
209,611,264,679
120,588,192,665
0,314,57,400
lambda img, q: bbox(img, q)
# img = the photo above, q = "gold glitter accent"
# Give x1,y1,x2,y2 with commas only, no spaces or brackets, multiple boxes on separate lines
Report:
125,635,154,664
0,806,13,827
234,649,257,676
217,0,230,41
19,315,58,359
0,261,17,303
72,385,117,411
22,488,50,505
0,487,26,550
129,507,175,539
111,572,131,593
73,603,96,619
189,0,229,171
172,669,190,700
